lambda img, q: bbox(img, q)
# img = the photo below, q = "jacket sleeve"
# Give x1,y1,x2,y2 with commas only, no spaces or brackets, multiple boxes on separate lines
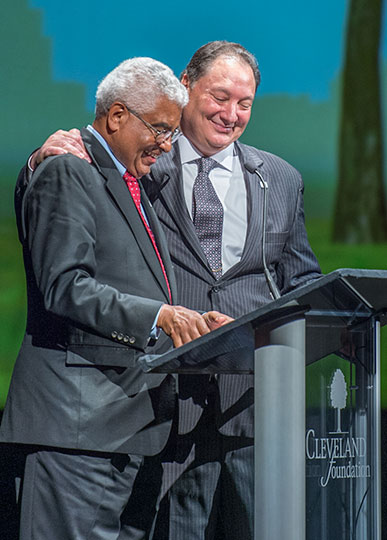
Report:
276,176,322,294
15,160,34,243
23,155,164,351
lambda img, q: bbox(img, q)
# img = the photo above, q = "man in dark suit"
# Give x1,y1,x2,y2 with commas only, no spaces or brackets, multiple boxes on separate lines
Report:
145,42,322,540
0,56,230,540
16,41,322,539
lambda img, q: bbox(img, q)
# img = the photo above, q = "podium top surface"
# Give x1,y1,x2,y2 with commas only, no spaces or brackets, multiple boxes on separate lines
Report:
139,268,387,373
278,268,387,314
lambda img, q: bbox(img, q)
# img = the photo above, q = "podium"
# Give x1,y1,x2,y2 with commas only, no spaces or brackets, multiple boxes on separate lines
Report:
140,269,387,540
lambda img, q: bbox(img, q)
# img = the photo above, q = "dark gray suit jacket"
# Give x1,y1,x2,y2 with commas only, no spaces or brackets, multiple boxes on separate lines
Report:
143,139,322,438
0,129,177,456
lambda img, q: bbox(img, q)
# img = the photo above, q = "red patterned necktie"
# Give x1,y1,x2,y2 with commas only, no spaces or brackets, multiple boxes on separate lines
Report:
123,171,172,303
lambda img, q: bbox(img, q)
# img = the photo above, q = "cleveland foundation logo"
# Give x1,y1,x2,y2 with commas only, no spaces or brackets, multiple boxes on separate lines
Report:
306,369,371,487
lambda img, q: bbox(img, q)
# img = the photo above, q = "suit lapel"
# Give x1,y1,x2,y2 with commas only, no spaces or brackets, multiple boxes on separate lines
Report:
150,144,215,276
221,142,265,279
81,128,172,303
139,180,177,301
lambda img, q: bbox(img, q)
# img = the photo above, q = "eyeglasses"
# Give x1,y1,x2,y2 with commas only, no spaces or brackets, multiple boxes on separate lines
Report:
124,105,180,145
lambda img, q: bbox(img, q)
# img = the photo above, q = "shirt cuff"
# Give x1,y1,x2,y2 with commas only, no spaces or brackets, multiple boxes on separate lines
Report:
27,153,35,173
149,305,163,340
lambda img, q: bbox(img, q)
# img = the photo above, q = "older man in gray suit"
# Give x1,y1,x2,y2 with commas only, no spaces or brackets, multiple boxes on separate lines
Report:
17,41,321,539
0,56,231,540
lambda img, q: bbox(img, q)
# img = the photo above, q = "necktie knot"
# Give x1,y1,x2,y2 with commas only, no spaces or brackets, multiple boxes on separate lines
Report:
123,171,137,184
123,171,142,210
195,157,218,176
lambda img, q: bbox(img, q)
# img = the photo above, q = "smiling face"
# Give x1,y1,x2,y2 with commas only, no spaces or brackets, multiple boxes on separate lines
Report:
180,56,256,156
101,96,182,178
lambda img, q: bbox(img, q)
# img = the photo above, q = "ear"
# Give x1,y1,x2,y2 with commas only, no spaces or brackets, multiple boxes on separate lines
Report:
181,73,190,91
107,102,128,133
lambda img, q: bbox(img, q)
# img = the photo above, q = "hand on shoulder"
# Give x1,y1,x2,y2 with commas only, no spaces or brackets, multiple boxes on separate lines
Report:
30,128,91,170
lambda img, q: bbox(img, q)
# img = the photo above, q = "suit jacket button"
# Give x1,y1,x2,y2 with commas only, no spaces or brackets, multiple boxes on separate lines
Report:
111,331,118,339
129,336,136,344
117,333,124,341
123,335,129,343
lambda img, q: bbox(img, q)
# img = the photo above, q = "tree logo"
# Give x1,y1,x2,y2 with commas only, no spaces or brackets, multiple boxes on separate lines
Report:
329,369,348,434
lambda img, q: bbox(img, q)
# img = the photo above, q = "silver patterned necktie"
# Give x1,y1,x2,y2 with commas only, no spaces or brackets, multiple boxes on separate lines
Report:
192,157,224,279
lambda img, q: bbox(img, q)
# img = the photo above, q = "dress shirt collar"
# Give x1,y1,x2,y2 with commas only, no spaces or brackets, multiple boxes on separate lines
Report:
177,135,235,172
87,124,126,176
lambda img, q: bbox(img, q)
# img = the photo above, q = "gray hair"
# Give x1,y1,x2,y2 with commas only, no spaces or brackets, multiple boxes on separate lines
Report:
95,57,188,118
182,41,261,92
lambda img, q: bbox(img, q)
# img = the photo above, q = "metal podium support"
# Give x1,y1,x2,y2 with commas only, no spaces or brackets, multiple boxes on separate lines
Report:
254,317,306,540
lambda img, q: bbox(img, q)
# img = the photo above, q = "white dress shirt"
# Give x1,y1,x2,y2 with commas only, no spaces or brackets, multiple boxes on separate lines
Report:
178,136,247,275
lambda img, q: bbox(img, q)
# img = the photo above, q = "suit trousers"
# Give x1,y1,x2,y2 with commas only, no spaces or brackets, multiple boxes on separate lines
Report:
153,380,254,540
18,447,152,540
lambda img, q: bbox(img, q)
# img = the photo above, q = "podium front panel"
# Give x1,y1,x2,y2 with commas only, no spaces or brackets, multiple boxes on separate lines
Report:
305,318,380,540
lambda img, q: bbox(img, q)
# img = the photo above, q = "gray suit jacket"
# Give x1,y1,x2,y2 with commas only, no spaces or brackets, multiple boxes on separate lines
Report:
0,129,177,455
143,139,321,438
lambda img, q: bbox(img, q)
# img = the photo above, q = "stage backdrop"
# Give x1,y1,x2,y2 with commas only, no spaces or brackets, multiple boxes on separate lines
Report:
0,0,386,407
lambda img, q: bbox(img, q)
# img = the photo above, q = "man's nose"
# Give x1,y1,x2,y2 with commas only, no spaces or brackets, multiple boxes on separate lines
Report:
220,102,238,124
158,137,173,152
